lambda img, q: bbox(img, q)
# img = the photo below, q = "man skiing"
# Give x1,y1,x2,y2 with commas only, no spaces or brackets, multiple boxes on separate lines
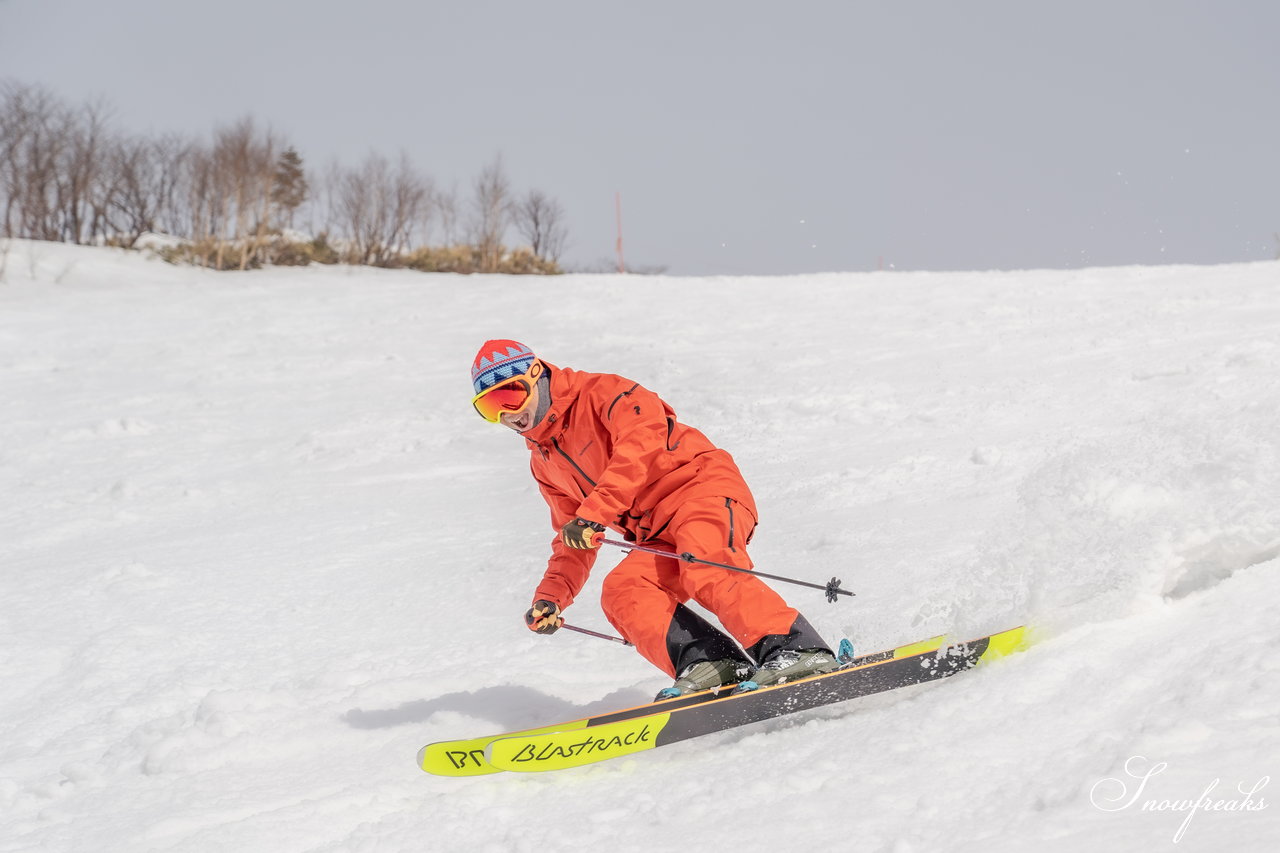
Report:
470,339,838,699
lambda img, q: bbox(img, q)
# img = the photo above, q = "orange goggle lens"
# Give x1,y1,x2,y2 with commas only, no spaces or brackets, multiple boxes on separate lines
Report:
472,378,533,422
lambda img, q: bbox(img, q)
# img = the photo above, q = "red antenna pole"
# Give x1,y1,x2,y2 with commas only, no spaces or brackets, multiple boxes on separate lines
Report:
615,191,626,274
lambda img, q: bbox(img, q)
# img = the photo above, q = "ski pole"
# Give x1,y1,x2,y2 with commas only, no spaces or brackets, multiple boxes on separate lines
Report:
562,622,633,646
595,537,853,603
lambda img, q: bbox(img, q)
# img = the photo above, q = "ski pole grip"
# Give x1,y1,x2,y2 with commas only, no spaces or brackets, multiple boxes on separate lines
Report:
590,531,605,547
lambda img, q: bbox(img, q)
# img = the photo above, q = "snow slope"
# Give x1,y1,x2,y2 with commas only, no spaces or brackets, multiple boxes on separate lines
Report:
2,240,1277,852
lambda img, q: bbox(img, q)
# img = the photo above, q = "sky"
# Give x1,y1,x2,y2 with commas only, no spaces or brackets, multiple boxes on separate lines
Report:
2,0,1278,275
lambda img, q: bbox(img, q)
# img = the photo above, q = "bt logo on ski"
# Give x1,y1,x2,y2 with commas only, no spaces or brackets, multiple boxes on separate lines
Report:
446,749,486,770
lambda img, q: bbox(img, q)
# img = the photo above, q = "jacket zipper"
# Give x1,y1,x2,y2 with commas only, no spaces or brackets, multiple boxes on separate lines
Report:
551,437,597,493
726,498,736,551
606,383,640,420
665,417,681,451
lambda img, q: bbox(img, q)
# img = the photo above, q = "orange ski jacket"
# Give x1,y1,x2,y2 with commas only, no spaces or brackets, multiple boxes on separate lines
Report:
520,363,758,610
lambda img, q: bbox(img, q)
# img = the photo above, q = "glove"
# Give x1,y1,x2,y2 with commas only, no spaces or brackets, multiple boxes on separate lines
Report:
561,517,605,550
525,599,563,635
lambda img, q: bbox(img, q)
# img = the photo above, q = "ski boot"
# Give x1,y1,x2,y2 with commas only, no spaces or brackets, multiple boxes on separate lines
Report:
655,658,752,701
735,648,840,693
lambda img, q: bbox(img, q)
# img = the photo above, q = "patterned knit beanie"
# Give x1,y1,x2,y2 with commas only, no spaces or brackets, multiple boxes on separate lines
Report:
471,339,537,394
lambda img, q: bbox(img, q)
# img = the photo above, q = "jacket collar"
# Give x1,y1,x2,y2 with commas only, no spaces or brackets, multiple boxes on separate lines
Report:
521,361,575,447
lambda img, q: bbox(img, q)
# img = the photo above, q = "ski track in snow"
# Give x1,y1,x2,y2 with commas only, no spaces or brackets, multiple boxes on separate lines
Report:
1,241,1278,852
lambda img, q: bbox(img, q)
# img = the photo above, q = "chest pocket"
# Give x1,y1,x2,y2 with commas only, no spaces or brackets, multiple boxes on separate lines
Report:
548,435,608,497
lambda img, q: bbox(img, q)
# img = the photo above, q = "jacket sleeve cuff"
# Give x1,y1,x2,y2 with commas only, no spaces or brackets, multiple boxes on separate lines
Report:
534,577,574,611
575,495,617,528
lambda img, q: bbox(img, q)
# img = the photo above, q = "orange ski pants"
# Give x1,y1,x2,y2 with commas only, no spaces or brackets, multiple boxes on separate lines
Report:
600,496,800,677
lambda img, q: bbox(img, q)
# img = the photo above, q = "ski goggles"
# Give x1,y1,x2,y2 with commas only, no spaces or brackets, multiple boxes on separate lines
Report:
472,360,543,422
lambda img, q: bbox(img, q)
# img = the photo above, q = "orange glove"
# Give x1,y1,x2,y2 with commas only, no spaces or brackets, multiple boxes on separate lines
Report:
524,600,563,635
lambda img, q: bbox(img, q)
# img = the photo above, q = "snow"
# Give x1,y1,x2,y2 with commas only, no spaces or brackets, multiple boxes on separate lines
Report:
2,239,1277,852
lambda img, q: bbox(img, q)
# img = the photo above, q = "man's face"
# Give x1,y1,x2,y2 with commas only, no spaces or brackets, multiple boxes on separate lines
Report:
499,377,541,433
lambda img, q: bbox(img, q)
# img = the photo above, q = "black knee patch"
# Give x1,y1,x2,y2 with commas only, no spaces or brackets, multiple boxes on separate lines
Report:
665,603,749,675
745,614,832,664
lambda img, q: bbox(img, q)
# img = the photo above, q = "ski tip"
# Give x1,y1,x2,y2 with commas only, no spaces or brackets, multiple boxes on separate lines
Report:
983,625,1029,659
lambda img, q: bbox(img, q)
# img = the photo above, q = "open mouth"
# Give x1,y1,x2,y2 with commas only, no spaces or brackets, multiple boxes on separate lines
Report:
508,410,534,432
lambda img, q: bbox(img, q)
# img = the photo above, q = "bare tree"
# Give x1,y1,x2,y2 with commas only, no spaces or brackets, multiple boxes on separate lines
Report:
513,188,568,262
210,118,278,269
182,141,219,262
331,164,358,258
106,133,191,247
0,82,32,237
467,154,512,273
245,129,283,268
0,87,129,247
329,151,431,266
164,117,280,269
0,82,67,241
333,155,381,264
317,159,351,253
388,153,432,258
59,97,113,244
433,184,460,246
149,134,194,239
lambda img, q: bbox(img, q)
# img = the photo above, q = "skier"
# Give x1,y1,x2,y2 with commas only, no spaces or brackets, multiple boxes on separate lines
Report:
470,339,838,699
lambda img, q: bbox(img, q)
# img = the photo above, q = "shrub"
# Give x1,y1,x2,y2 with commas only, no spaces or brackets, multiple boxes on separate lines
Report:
403,245,561,275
